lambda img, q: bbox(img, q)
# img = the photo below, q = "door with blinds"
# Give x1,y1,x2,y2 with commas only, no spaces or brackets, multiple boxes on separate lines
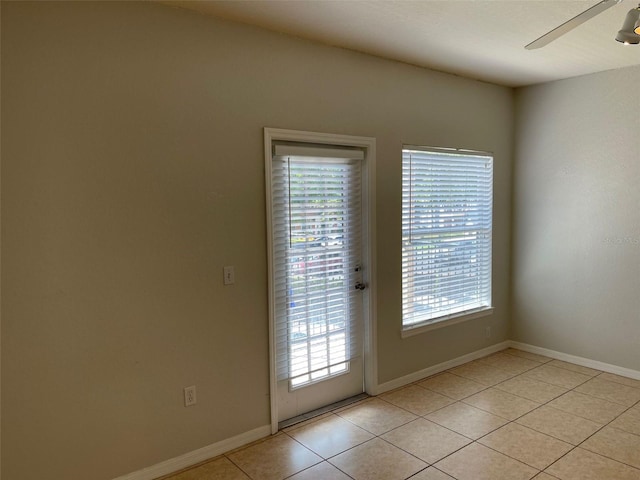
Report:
269,143,366,423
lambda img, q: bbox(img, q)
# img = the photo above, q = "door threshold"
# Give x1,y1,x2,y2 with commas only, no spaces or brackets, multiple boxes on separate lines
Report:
278,393,370,430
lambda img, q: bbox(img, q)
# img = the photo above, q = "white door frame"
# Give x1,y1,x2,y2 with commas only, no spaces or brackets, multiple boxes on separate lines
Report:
264,127,377,434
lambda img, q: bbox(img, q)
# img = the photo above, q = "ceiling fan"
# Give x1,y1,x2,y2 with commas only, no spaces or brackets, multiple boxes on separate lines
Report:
525,0,640,49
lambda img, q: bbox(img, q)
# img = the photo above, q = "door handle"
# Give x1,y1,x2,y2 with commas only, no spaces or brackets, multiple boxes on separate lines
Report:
354,282,366,291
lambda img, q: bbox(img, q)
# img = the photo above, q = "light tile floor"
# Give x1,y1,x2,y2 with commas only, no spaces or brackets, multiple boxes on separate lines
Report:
162,349,640,480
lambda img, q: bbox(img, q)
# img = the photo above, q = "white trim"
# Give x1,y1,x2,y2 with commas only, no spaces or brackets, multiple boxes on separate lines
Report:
507,341,640,381
264,127,377,428
265,128,376,148
403,144,493,157
376,339,640,395
264,130,278,434
402,307,494,338
112,340,640,480
376,341,510,394
273,144,364,159
112,425,271,480
362,137,378,397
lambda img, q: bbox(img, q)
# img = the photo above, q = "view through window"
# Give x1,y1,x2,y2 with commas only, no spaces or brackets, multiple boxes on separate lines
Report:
402,147,493,329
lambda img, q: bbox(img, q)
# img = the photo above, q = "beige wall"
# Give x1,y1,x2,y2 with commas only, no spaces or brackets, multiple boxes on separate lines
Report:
1,2,513,479
512,65,640,370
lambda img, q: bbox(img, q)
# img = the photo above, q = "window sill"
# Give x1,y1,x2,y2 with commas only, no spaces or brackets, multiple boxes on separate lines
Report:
401,307,494,339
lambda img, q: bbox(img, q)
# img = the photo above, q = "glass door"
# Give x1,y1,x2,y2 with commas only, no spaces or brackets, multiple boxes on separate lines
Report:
270,146,365,422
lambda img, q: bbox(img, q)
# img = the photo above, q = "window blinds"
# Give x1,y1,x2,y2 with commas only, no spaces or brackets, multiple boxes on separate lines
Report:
271,145,363,386
402,148,493,328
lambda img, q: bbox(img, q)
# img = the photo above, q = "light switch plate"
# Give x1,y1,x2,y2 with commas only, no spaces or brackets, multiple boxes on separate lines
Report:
223,266,235,285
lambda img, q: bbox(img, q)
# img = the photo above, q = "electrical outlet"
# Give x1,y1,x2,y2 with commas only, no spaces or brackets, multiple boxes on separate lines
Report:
485,326,492,339
184,385,197,407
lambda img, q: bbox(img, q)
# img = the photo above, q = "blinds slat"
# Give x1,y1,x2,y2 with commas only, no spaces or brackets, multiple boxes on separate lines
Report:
271,152,363,384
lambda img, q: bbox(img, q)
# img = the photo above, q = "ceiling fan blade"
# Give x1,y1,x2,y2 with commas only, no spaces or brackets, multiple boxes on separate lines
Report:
525,0,623,50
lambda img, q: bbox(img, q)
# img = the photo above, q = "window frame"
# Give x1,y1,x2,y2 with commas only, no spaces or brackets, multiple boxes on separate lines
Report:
401,145,494,337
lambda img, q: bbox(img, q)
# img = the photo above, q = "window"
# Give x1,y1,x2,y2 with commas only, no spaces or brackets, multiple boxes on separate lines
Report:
402,147,493,331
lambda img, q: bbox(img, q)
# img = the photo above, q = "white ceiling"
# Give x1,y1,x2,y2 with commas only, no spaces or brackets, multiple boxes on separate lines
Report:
164,0,640,87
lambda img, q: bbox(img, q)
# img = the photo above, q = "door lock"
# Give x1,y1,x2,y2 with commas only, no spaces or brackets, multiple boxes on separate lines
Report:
354,282,366,291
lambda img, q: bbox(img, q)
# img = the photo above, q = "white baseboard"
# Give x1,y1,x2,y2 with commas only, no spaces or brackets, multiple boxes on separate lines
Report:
113,424,271,480
508,341,640,381
111,341,508,480
114,340,640,480
376,341,510,394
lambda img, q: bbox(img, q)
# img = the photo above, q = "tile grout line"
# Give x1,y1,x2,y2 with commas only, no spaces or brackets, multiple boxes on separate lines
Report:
286,393,463,479
455,361,620,478
527,371,640,477
323,356,640,478
166,349,640,480
380,355,572,477
279,432,357,480
497,370,601,476
223,454,256,480
379,358,560,478
567,395,640,472
419,355,640,478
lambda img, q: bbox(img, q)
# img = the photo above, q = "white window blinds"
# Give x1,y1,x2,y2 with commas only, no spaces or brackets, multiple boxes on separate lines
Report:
271,145,363,387
402,148,493,328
